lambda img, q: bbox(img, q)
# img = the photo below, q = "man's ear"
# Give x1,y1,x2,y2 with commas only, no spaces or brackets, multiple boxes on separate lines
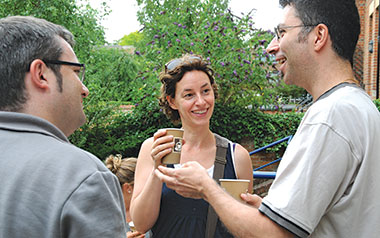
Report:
313,23,329,52
28,59,50,89
167,95,178,110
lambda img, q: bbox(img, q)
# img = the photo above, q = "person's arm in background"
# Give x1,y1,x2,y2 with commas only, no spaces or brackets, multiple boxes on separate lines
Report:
234,143,253,193
130,130,174,233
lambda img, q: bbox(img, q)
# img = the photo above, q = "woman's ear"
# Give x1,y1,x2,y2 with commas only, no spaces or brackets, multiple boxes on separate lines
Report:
122,183,133,194
313,23,329,52
167,95,178,110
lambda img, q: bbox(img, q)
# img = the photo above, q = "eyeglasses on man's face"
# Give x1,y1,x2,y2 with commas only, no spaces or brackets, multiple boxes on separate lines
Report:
43,59,86,82
274,24,318,41
165,56,201,73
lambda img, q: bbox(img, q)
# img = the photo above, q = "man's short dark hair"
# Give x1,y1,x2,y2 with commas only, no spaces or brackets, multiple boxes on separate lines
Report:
0,16,74,111
279,0,360,65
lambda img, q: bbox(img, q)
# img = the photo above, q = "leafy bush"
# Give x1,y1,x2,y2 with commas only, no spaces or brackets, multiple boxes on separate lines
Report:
0,0,109,61
374,99,380,111
84,47,143,104
71,97,303,159
133,0,280,108
118,31,144,46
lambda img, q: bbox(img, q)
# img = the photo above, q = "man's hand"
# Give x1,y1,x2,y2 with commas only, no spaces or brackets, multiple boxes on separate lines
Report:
240,193,262,208
155,161,211,199
127,231,145,238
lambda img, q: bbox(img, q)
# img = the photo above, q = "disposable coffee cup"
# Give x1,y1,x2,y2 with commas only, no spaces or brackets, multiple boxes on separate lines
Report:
219,179,250,202
161,128,184,164
128,221,136,232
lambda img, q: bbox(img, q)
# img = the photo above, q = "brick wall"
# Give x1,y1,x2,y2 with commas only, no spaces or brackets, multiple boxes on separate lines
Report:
241,137,284,197
251,152,278,197
355,0,379,99
354,0,366,85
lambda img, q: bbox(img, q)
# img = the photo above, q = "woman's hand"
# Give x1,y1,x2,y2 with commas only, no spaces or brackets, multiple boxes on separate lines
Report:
150,129,175,168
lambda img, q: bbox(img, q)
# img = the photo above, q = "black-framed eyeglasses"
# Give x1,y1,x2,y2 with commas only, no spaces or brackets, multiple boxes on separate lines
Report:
165,56,201,73
43,59,86,82
274,24,318,41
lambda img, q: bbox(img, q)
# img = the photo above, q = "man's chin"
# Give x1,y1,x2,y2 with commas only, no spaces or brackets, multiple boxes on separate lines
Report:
281,74,294,86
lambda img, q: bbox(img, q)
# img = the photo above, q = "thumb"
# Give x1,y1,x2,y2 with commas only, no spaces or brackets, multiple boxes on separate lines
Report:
241,193,262,208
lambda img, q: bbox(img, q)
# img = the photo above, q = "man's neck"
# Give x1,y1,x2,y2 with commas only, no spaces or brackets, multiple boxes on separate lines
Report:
308,58,356,100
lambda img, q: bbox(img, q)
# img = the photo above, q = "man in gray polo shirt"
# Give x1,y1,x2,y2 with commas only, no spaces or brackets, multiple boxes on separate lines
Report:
0,16,127,237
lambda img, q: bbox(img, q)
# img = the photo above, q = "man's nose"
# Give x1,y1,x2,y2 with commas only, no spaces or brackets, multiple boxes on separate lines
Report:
266,38,280,55
81,83,89,98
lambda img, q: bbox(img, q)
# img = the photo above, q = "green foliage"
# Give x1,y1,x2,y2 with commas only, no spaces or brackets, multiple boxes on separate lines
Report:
69,46,151,157
1,0,307,160
133,0,279,108
71,97,303,159
84,47,143,104
374,99,380,111
119,31,144,46
70,98,175,159
211,104,302,152
0,0,109,60
68,0,305,159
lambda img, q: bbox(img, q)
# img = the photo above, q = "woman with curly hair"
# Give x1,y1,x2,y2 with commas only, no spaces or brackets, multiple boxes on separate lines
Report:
130,54,253,237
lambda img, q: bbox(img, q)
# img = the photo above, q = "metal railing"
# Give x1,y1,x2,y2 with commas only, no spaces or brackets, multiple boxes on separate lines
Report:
295,94,313,112
250,135,293,179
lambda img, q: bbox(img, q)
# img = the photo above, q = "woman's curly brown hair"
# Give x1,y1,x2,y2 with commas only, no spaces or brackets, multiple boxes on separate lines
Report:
158,54,218,124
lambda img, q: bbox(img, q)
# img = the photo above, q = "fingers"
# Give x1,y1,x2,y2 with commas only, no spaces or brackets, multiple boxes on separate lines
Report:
181,161,203,169
127,231,145,238
152,129,167,140
240,193,262,208
176,190,203,199
150,143,172,162
155,166,176,184
155,167,203,199
157,165,175,175
151,129,174,166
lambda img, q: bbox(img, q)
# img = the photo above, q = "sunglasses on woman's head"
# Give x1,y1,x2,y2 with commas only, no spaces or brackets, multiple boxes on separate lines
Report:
164,56,201,73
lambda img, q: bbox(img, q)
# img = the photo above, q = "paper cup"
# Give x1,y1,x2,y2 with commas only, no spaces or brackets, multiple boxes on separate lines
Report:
219,179,250,202
161,128,184,164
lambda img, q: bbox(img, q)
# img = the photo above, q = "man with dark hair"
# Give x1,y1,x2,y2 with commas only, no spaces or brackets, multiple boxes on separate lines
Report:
155,1,380,237
0,16,127,237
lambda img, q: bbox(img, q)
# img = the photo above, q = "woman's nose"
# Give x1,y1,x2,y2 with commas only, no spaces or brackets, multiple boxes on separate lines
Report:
266,38,280,55
195,95,206,105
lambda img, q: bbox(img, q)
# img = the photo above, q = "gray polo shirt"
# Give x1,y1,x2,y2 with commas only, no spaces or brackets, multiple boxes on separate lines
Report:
260,85,380,237
0,112,127,238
